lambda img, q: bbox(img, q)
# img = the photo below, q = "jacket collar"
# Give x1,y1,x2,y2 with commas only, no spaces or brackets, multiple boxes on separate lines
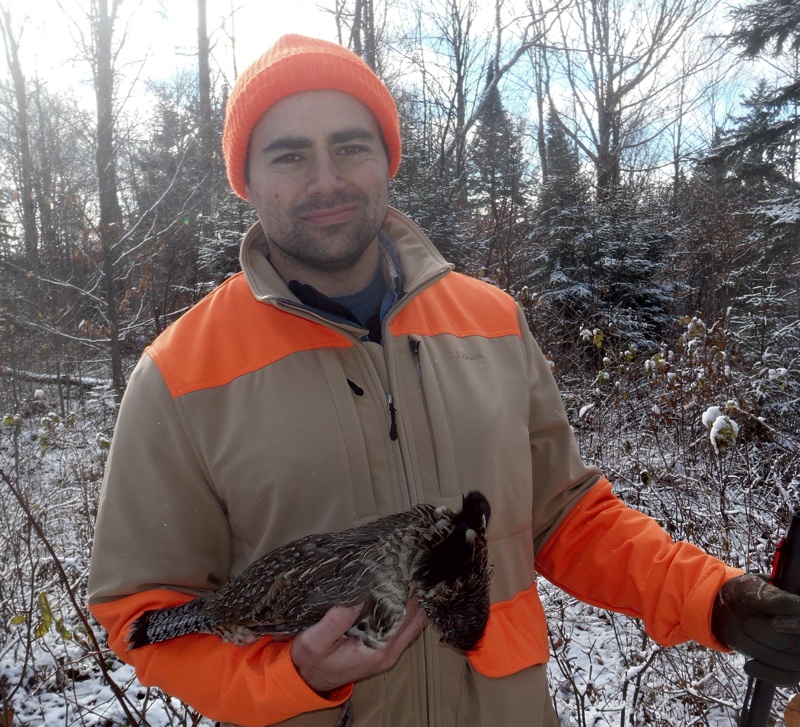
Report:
239,206,453,307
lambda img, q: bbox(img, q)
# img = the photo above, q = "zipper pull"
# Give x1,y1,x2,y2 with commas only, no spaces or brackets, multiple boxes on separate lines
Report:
347,379,364,396
386,393,398,441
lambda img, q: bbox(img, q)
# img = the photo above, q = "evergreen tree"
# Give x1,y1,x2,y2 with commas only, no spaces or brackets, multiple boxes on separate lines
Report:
529,109,675,350
389,88,464,260
692,78,800,381
461,67,531,283
467,67,527,219
721,0,800,163
537,106,586,227
702,80,800,300
528,105,592,330
727,0,800,60
674,130,752,322
530,188,675,351
712,79,797,195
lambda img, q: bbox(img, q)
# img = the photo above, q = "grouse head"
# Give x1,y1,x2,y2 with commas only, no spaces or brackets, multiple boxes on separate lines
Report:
412,490,492,651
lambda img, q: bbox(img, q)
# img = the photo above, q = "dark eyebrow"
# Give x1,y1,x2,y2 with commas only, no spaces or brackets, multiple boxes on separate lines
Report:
330,127,377,145
260,136,313,155
258,127,379,157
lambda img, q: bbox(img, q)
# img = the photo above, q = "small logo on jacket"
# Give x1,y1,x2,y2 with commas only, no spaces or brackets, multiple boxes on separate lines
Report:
448,350,484,362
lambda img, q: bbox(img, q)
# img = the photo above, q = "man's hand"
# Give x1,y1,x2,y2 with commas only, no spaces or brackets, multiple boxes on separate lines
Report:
713,573,800,686
290,598,429,693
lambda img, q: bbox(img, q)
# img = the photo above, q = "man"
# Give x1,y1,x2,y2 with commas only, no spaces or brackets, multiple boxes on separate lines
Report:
87,35,800,727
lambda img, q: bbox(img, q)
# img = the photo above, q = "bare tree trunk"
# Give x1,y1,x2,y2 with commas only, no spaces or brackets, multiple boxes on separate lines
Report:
351,0,363,56
196,0,214,293
361,0,376,70
344,0,377,70
333,0,346,45
531,47,548,182
0,6,39,269
92,0,125,400
31,80,56,265
197,0,213,166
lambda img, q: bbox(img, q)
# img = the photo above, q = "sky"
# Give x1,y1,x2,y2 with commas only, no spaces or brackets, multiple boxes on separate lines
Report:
5,0,755,124
0,0,770,170
6,0,344,100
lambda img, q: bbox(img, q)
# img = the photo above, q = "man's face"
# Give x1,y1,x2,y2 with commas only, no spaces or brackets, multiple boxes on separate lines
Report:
245,90,390,279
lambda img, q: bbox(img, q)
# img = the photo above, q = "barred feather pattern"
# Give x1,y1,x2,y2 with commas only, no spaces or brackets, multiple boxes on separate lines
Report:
128,491,491,652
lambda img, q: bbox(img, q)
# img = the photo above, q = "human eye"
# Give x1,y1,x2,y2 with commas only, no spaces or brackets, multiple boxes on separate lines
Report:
261,137,311,165
272,152,305,165
337,144,369,157
337,142,372,159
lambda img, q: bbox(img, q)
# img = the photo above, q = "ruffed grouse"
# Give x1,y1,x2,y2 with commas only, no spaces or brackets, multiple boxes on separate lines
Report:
128,491,491,652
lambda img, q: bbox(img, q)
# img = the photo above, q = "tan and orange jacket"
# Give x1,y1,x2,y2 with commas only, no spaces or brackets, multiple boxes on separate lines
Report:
87,208,741,727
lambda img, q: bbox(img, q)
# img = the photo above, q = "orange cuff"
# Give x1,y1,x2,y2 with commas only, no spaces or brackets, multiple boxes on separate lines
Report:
90,590,353,726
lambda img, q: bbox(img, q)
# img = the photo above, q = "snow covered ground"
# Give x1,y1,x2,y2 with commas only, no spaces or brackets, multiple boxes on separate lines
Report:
1,319,797,725
0,579,758,726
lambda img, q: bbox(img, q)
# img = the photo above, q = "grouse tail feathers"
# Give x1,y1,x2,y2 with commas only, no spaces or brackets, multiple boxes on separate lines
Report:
128,598,213,650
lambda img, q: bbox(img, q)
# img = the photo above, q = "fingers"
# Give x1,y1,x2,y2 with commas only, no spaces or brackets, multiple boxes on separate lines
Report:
773,616,800,633
744,616,800,655
290,598,427,694
757,585,800,618
716,574,800,686
316,603,366,642
292,602,364,661
380,597,429,661
745,658,800,688
725,574,800,617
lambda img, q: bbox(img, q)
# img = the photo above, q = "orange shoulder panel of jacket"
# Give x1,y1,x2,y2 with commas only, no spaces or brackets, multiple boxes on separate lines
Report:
389,272,522,339
534,478,743,650
467,585,550,677
90,590,352,726
147,273,353,398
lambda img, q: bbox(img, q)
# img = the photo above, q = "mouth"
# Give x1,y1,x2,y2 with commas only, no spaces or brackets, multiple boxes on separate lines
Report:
301,205,357,227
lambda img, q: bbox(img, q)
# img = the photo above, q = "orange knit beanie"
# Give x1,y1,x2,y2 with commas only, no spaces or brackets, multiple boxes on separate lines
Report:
223,34,401,199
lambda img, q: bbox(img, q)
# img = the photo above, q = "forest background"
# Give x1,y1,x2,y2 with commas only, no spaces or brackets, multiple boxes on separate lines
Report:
0,0,798,724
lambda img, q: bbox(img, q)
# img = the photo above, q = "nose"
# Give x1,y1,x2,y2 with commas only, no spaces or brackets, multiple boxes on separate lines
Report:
306,152,346,197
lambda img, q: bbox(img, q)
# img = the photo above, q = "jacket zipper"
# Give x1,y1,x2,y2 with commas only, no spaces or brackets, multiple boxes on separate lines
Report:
386,393,398,441
412,347,440,727
348,376,397,443
408,338,441,491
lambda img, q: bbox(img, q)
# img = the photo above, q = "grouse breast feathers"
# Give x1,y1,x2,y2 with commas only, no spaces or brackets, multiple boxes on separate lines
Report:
128,491,492,652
